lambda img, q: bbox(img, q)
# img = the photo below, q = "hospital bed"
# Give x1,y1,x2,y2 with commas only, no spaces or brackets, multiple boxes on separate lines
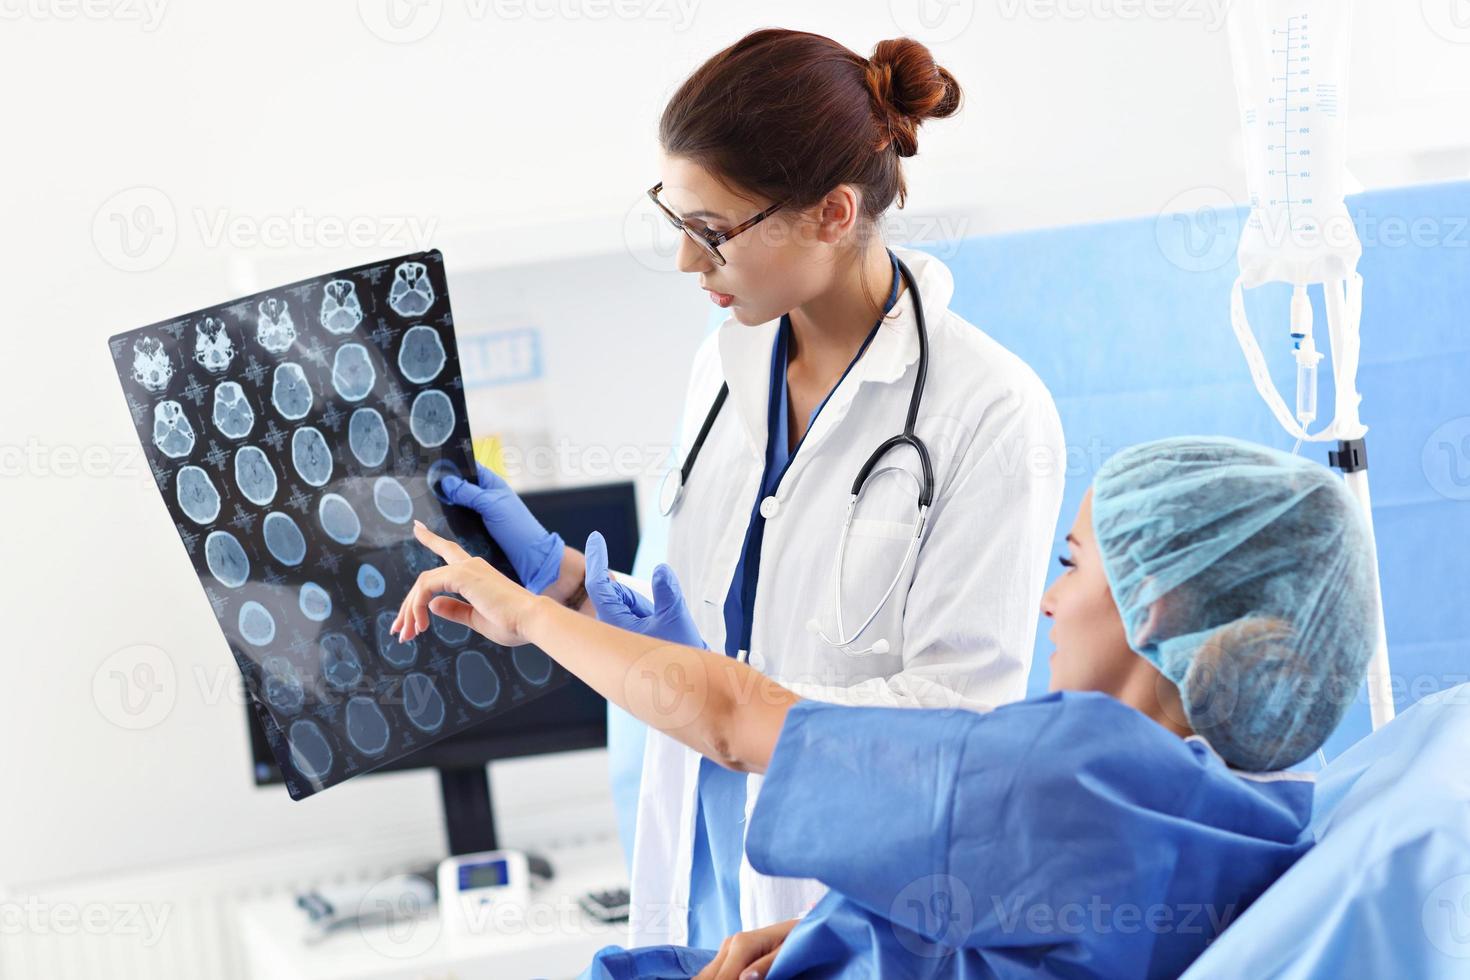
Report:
1185,682,1470,977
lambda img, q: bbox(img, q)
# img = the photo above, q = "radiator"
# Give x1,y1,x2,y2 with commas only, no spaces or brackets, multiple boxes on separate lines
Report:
1,830,440,980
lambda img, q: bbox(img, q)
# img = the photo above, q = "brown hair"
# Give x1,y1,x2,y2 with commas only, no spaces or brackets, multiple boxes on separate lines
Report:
659,29,962,229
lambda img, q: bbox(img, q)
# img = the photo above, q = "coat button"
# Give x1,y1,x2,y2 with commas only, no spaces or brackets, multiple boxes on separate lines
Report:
748,651,767,671
759,496,780,519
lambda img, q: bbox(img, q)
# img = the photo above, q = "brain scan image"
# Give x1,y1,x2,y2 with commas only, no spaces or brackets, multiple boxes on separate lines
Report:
194,317,236,374
234,446,278,506
272,363,314,421
344,696,391,757
109,251,565,800
388,261,435,317
238,600,277,647
262,511,307,566
204,530,250,588
256,297,297,353
319,632,364,691
131,337,173,393
152,400,195,459
456,650,501,709
403,672,446,734
397,325,446,383
264,656,305,715
513,647,555,686
298,581,332,622
176,465,221,524
331,343,376,402
212,381,255,439
372,476,414,524
409,389,455,447
320,279,363,335
348,407,389,468
356,562,385,598
317,492,361,545
287,720,333,780
290,426,333,487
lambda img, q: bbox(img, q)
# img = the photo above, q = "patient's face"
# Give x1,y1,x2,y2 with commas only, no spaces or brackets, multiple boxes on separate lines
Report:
660,153,849,327
1041,490,1139,696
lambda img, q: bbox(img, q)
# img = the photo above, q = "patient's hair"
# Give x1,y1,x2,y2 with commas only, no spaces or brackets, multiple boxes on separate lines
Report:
659,29,961,221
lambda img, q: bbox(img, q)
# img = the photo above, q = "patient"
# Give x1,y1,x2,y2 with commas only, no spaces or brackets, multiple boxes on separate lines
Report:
391,436,1379,979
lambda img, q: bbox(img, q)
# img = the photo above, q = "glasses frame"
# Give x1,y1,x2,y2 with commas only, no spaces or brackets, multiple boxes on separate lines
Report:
647,181,786,266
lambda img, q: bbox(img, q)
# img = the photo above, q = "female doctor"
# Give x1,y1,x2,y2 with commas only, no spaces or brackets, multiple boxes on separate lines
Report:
434,29,1065,949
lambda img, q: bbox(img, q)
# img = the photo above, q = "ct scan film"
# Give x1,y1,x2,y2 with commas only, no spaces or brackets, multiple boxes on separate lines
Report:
108,250,570,799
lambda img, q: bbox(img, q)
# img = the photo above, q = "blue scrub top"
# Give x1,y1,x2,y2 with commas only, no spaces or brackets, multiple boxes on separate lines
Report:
583,693,1315,980
684,249,904,950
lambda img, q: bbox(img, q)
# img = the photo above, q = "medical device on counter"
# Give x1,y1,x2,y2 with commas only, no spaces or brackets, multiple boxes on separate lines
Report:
1226,0,1393,728
437,848,532,935
295,872,438,945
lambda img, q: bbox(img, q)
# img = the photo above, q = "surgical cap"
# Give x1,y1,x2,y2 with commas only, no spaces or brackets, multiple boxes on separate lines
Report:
1091,436,1380,771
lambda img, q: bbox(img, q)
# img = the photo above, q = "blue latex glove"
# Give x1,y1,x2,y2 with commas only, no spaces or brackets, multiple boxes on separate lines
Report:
435,462,565,595
583,531,706,649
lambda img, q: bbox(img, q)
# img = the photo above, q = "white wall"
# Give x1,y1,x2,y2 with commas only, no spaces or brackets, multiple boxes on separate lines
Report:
2,0,1467,896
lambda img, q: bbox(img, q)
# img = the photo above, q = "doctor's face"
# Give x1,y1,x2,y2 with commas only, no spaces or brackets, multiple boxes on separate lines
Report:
1040,490,1140,697
658,154,839,327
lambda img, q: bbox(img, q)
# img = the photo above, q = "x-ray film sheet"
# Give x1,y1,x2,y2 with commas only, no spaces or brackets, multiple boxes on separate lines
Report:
108,250,570,799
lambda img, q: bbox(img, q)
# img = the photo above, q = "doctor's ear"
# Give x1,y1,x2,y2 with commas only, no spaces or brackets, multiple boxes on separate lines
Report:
809,184,864,244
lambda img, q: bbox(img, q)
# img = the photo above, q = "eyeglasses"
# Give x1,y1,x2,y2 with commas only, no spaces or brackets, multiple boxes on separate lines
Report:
647,181,786,266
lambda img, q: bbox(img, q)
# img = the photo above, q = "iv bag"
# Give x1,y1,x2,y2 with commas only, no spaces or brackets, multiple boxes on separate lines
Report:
1226,0,1393,734
1228,0,1361,289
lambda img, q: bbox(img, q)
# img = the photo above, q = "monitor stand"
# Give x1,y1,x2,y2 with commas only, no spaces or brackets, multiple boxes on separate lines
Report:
438,766,499,855
437,767,555,883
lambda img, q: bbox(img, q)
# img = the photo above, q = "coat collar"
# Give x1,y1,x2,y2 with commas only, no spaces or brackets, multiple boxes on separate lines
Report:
714,245,953,456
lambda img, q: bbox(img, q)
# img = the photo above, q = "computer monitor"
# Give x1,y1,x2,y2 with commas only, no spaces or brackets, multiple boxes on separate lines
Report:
245,481,638,854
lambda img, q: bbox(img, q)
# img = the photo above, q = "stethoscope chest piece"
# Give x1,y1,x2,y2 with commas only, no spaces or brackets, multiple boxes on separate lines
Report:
658,465,684,517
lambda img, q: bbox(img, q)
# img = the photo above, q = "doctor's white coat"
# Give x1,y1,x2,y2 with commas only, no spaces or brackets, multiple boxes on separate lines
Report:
627,245,1066,948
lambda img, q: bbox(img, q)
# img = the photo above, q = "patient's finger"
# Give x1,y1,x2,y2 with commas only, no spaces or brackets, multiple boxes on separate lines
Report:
739,949,779,980
428,594,475,626
414,519,471,563
693,940,729,980
402,566,457,640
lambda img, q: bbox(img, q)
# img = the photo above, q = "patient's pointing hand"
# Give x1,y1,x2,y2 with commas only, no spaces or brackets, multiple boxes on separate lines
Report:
392,520,542,648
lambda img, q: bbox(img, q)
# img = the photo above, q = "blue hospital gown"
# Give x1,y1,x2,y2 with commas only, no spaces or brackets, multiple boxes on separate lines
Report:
582,692,1314,979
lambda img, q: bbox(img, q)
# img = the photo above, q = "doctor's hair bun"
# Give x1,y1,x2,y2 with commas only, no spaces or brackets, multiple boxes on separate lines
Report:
660,29,965,221
865,38,963,157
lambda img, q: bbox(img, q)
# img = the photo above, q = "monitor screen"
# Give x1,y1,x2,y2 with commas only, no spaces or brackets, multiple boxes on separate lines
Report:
246,480,637,785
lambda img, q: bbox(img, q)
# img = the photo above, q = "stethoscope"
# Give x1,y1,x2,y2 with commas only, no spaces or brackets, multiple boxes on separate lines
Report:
657,256,934,656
